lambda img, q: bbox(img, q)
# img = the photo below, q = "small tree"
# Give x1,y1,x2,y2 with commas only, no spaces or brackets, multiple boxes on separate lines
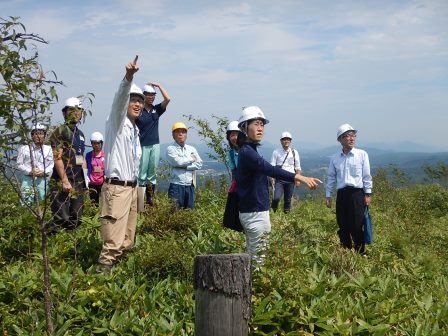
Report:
0,16,63,334
0,16,99,335
184,114,231,179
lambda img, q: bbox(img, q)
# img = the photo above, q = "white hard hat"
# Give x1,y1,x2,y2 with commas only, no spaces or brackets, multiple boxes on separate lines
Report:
142,84,156,94
31,123,46,133
281,131,292,140
337,123,357,140
238,106,269,127
130,84,145,100
90,131,104,142
227,120,240,133
63,97,82,111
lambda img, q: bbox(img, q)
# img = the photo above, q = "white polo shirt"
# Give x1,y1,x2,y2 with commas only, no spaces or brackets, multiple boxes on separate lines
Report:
104,79,142,181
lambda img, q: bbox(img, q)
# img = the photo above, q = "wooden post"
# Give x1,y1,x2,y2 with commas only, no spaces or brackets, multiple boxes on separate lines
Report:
194,253,251,336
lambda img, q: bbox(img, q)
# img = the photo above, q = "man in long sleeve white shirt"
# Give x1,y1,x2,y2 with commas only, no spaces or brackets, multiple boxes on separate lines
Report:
166,122,202,209
16,123,54,205
270,131,301,213
97,57,144,272
325,124,372,254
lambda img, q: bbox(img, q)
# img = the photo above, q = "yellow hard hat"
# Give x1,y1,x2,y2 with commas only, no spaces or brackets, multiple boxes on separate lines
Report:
172,122,188,132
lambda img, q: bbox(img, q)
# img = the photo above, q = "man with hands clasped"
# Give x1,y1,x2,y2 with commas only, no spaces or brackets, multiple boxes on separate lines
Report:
16,123,54,205
49,97,86,232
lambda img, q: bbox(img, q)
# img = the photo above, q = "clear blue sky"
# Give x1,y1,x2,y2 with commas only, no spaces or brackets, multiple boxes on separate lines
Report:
2,0,447,150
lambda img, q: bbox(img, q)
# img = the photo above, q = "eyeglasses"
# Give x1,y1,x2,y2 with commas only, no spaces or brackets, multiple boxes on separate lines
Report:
342,133,357,139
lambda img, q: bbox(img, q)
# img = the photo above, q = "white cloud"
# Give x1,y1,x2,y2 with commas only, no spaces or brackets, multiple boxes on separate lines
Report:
25,8,77,42
2,0,447,148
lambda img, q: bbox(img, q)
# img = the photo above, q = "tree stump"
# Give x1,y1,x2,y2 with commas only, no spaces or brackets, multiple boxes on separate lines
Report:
194,253,251,336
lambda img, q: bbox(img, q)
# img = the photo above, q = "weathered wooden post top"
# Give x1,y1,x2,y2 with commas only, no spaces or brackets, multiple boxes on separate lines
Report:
193,253,251,336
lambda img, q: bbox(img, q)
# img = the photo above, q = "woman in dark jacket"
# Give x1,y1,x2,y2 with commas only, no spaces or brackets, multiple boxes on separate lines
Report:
236,106,321,266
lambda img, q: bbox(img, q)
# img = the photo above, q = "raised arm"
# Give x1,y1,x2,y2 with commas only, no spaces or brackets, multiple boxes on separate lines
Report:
126,56,139,82
107,57,140,131
147,82,171,110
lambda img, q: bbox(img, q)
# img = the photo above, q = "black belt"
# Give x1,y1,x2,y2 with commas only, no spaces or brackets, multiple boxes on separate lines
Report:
338,186,363,192
105,177,137,188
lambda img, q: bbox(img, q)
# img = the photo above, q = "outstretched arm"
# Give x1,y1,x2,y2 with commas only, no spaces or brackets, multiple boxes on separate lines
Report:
294,174,322,190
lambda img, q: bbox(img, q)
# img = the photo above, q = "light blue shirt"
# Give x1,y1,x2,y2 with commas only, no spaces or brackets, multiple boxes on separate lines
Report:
325,147,372,197
166,142,202,186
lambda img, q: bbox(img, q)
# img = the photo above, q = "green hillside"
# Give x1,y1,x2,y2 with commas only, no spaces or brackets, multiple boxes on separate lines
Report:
1,173,447,335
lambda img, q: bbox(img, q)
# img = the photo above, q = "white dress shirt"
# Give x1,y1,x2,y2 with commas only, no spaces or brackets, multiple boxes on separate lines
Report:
270,147,301,174
166,142,202,186
104,78,142,181
325,147,372,197
16,143,54,176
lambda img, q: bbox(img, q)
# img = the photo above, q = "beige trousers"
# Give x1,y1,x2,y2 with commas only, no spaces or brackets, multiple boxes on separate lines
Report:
98,183,138,265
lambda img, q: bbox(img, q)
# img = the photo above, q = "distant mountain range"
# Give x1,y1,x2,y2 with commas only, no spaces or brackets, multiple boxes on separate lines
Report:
160,141,448,182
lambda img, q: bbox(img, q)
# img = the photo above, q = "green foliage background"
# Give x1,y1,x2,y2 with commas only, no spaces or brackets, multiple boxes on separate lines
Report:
0,172,447,335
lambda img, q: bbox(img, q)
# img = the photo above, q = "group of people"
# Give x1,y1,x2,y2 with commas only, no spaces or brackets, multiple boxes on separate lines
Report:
224,108,372,264
15,57,203,273
16,56,373,273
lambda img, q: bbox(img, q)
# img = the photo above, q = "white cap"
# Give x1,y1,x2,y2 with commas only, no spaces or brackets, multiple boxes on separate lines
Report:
227,120,240,133
337,123,357,140
281,131,292,140
142,84,156,94
130,84,145,100
238,106,269,127
63,97,82,111
90,131,104,142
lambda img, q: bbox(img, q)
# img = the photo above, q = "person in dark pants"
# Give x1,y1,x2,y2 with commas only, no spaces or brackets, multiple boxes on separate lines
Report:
270,131,301,213
166,122,202,209
49,97,86,232
325,123,372,254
